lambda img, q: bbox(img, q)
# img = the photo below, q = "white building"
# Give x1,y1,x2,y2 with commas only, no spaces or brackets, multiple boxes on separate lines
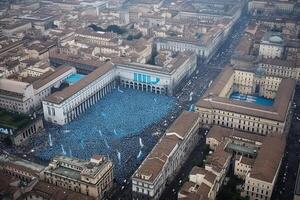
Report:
43,62,116,125
116,52,197,95
0,66,75,114
43,52,197,125
2,21,32,36
131,112,200,200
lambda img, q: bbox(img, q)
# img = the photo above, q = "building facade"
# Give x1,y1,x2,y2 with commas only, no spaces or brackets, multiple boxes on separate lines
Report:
241,136,285,200
116,52,197,95
132,111,200,199
3,117,44,146
44,52,197,125
258,33,284,59
196,66,296,135
0,66,76,114
43,63,115,125
42,155,113,200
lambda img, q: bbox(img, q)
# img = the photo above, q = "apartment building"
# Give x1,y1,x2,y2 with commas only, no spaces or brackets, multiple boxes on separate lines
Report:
196,66,296,135
132,111,200,199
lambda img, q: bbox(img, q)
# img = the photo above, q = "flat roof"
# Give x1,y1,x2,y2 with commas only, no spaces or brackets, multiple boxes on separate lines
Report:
53,166,81,180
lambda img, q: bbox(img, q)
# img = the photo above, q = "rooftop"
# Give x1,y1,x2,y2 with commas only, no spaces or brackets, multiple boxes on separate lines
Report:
0,109,32,131
32,66,75,90
45,62,114,104
196,67,296,122
206,142,231,173
53,166,81,180
249,135,286,183
207,126,265,144
261,32,284,45
116,51,195,75
50,155,112,179
178,181,210,200
0,152,45,175
30,181,94,200
190,166,217,184
133,111,199,183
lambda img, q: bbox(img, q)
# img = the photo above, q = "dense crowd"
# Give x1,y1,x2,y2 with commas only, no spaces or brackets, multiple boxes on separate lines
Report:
14,89,177,181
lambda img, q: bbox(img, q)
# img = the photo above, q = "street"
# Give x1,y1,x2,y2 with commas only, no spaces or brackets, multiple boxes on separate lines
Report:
272,86,300,200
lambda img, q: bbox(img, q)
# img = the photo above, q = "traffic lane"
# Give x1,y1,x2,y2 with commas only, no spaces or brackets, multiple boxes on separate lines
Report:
272,88,300,200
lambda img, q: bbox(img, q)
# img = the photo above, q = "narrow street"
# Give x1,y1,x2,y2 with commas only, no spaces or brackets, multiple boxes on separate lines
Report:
272,86,300,200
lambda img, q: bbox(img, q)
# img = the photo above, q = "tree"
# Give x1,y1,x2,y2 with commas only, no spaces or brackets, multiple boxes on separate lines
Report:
127,32,143,41
88,24,104,32
106,25,127,34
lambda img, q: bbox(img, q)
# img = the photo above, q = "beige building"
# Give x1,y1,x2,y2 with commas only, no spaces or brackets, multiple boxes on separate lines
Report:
74,29,120,47
259,33,284,59
241,136,285,200
132,111,200,200
248,0,295,14
206,126,264,153
259,58,300,82
196,66,296,135
205,126,286,200
0,152,45,183
42,155,113,200
178,166,218,200
234,155,255,179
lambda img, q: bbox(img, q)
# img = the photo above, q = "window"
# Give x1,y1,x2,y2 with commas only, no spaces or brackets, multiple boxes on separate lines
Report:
47,106,51,115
